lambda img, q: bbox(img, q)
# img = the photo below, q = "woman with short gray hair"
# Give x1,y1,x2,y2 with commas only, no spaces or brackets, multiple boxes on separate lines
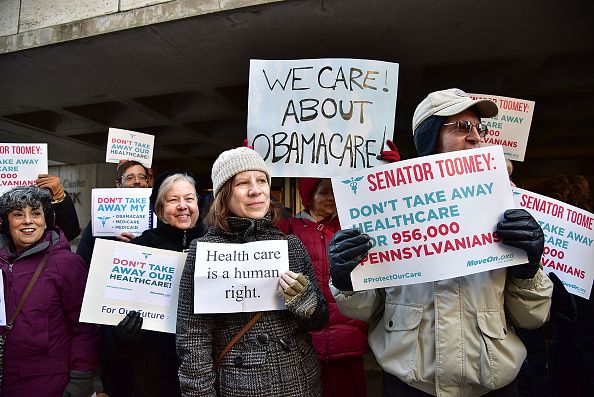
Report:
0,185,97,397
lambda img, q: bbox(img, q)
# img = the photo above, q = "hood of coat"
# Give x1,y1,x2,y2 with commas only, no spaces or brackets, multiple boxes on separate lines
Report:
0,227,68,262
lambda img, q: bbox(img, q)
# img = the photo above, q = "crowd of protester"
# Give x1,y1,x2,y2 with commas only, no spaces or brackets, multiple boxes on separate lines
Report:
0,87,591,397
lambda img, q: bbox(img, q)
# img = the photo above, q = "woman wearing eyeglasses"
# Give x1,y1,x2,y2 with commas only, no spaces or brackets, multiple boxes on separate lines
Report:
106,171,203,396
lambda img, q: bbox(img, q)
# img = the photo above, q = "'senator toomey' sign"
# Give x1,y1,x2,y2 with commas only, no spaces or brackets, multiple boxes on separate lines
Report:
247,58,399,177
514,187,594,299
469,93,535,162
332,145,528,291
0,143,48,195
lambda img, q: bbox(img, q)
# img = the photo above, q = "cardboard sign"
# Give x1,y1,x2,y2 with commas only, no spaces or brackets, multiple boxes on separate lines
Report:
514,187,594,298
80,239,187,333
193,240,289,313
469,93,535,161
332,146,528,291
0,143,48,194
91,188,153,237
247,58,399,177
106,128,155,168
0,272,5,326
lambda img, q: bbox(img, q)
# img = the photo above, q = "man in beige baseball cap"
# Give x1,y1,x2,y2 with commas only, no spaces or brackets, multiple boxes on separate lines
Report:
328,88,553,396
412,88,498,155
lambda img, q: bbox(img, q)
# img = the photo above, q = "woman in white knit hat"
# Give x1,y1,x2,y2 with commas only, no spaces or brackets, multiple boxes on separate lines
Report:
176,147,328,396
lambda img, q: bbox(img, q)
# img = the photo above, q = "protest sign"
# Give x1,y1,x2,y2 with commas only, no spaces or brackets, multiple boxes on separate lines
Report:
106,127,155,168
247,58,399,177
80,239,187,333
0,272,5,326
514,187,594,298
332,145,528,291
469,93,535,161
0,143,48,194
91,188,153,237
193,240,289,313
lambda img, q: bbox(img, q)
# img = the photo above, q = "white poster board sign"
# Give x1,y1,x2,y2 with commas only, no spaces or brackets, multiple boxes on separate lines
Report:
106,128,155,168
247,58,399,177
0,143,48,194
332,146,528,291
91,188,153,237
80,239,187,333
514,187,594,299
469,93,535,162
193,240,289,313
0,272,6,326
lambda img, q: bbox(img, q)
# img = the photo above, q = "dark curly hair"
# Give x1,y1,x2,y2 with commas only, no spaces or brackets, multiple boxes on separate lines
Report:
0,186,55,234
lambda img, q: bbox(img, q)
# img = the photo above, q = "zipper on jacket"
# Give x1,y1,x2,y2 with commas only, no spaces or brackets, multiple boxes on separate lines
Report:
183,230,187,247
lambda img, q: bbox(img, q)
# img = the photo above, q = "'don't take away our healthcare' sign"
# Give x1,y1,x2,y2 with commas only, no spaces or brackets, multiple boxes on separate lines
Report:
332,145,528,291
106,127,155,168
0,143,48,194
193,240,289,313
80,239,188,333
514,187,594,299
469,93,535,162
92,188,153,237
247,58,399,177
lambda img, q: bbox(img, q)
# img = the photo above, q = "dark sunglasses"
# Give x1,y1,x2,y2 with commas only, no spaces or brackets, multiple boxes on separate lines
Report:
442,120,489,138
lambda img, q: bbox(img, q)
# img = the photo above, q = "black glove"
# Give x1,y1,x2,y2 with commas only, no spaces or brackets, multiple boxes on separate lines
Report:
496,209,544,279
114,310,143,344
549,272,578,323
62,370,94,397
328,229,371,291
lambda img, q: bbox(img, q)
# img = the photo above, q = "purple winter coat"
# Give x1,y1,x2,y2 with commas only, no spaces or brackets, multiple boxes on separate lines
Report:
0,228,98,397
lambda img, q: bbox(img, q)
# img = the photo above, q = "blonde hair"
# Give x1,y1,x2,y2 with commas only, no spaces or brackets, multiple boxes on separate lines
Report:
154,173,197,221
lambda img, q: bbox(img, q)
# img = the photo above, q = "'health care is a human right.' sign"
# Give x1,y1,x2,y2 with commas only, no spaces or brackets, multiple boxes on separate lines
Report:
332,146,528,291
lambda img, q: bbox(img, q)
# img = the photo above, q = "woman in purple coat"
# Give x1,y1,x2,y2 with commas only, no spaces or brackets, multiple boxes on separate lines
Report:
0,186,98,397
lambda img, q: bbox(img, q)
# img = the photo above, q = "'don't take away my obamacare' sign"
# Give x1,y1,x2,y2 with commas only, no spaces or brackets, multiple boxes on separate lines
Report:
106,127,155,168
332,146,528,291
247,58,399,177
80,239,188,333
0,143,48,195
92,188,154,237
469,93,535,162
514,187,594,299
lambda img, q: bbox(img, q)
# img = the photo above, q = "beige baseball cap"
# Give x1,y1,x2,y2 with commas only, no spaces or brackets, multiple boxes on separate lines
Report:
412,88,498,134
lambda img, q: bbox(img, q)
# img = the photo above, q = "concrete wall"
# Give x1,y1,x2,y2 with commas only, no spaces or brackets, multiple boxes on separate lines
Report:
0,0,284,53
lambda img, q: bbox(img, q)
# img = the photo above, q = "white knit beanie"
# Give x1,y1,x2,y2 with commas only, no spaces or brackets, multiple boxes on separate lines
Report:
211,147,271,197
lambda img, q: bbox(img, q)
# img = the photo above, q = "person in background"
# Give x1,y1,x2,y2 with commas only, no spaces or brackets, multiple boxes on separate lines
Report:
106,171,203,396
531,175,593,397
75,160,150,397
0,186,97,396
276,178,369,396
76,160,150,266
36,173,82,241
328,88,553,397
177,147,328,396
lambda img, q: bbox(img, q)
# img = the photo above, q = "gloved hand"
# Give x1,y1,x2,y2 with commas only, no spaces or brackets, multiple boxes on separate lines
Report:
496,209,544,279
114,311,143,344
377,139,401,162
548,272,578,322
36,174,65,202
328,229,371,291
62,370,94,397
278,271,309,301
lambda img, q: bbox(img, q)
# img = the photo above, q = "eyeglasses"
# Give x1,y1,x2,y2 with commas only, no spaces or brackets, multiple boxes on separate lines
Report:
121,173,149,183
442,120,489,138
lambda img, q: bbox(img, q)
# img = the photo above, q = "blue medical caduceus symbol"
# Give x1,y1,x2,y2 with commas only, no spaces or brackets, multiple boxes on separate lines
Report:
341,176,365,194
97,216,111,226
